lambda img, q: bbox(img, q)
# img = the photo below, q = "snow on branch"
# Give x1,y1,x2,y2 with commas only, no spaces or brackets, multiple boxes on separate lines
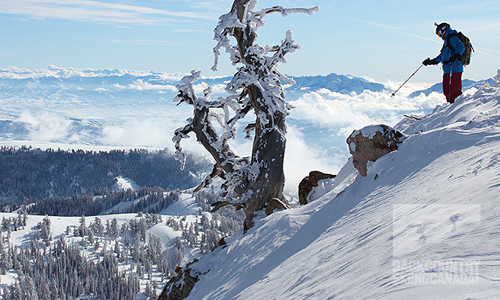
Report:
172,69,248,175
173,70,202,106
254,5,320,18
212,12,245,71
212,2,319,71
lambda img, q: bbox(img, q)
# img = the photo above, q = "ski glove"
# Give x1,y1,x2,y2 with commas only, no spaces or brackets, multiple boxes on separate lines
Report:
422,58,437,66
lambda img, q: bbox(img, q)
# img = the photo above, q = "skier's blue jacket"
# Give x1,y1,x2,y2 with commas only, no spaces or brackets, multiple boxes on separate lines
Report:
434,27,465,74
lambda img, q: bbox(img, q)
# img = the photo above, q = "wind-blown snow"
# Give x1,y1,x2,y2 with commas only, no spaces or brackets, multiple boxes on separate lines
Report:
182,77,500,299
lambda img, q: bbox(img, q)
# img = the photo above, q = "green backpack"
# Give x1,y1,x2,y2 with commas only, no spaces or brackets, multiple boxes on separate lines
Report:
447,32,474,66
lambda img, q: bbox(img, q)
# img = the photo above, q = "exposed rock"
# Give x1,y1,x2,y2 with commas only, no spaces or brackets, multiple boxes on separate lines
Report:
346,124,404,177
243,212,257,234
265,198,290,215
298,171,336,205
218,237,227,247
211,201,246,213
158,259,200,300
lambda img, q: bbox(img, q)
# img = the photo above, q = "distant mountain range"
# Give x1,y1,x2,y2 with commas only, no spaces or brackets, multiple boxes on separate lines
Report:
1,66,492,108
1,66,495,188
0,66,394,149
0,66,387,105
286,73,387,98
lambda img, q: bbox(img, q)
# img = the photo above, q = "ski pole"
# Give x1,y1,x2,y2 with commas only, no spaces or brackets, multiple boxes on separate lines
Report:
391,64,424,97
449,63,453,103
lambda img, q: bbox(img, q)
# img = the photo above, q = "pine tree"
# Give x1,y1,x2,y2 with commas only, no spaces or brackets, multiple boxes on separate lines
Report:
110,218,119,239
114,240,121,259
91,217,104,237
172,237,185,268
79,216,88,237
0,230,6,275
88,230,95,246
37,216,52,247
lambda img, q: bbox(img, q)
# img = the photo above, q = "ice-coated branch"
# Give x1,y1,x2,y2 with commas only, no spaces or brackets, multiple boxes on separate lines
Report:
172,70,249,197
212,12,244,71
270,31,299,67
172,120,194,169
254,5,320,18
212,1,319,71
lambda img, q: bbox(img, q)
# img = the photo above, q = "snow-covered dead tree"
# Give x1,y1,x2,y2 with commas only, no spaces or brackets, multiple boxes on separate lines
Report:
173,0,318,230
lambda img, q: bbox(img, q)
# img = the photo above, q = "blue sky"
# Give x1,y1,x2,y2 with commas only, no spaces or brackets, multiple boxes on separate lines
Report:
0,0,499,83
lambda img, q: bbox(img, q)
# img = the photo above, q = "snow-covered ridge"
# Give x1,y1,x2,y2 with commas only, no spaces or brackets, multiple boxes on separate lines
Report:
180,77,500,299
0,65,385,94
0,65,186,81
286,73,387,97
409,78,498,98
0,65,493,97
0,65,401,94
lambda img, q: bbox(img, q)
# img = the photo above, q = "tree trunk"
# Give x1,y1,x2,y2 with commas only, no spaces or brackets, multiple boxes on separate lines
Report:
231,0,287,216
245,86,287,214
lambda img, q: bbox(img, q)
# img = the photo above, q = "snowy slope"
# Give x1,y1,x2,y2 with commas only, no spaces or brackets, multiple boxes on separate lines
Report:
182,76,500,299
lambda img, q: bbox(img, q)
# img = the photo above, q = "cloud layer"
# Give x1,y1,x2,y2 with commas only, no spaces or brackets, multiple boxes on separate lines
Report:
289,87,444,136
18,111,75,142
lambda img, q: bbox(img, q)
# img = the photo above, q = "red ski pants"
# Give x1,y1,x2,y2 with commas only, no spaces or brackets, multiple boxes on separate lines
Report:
442,72,462,104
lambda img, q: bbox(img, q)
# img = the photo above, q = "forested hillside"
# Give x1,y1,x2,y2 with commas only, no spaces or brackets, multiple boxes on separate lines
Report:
0,146,210,206
23,187,180,216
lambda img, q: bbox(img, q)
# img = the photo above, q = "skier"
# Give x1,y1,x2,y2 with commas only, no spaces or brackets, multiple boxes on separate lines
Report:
422,23,465,104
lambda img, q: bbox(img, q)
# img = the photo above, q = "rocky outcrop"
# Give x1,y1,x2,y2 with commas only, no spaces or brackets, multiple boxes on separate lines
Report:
265,198,290,215
298,171,336,205
346,124,404,177
157,260,200,300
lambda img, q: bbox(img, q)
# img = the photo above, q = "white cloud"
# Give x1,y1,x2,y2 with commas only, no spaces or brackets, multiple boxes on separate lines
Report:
0,0,215,25
0,65,168,80
290,88,445,132
125,80,178,92
98,118,182,148
284,125,344,194
192,82,227,95
18,111,74,142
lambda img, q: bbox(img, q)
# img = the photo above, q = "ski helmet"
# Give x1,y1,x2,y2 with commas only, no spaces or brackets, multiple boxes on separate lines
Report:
435,22,449,38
